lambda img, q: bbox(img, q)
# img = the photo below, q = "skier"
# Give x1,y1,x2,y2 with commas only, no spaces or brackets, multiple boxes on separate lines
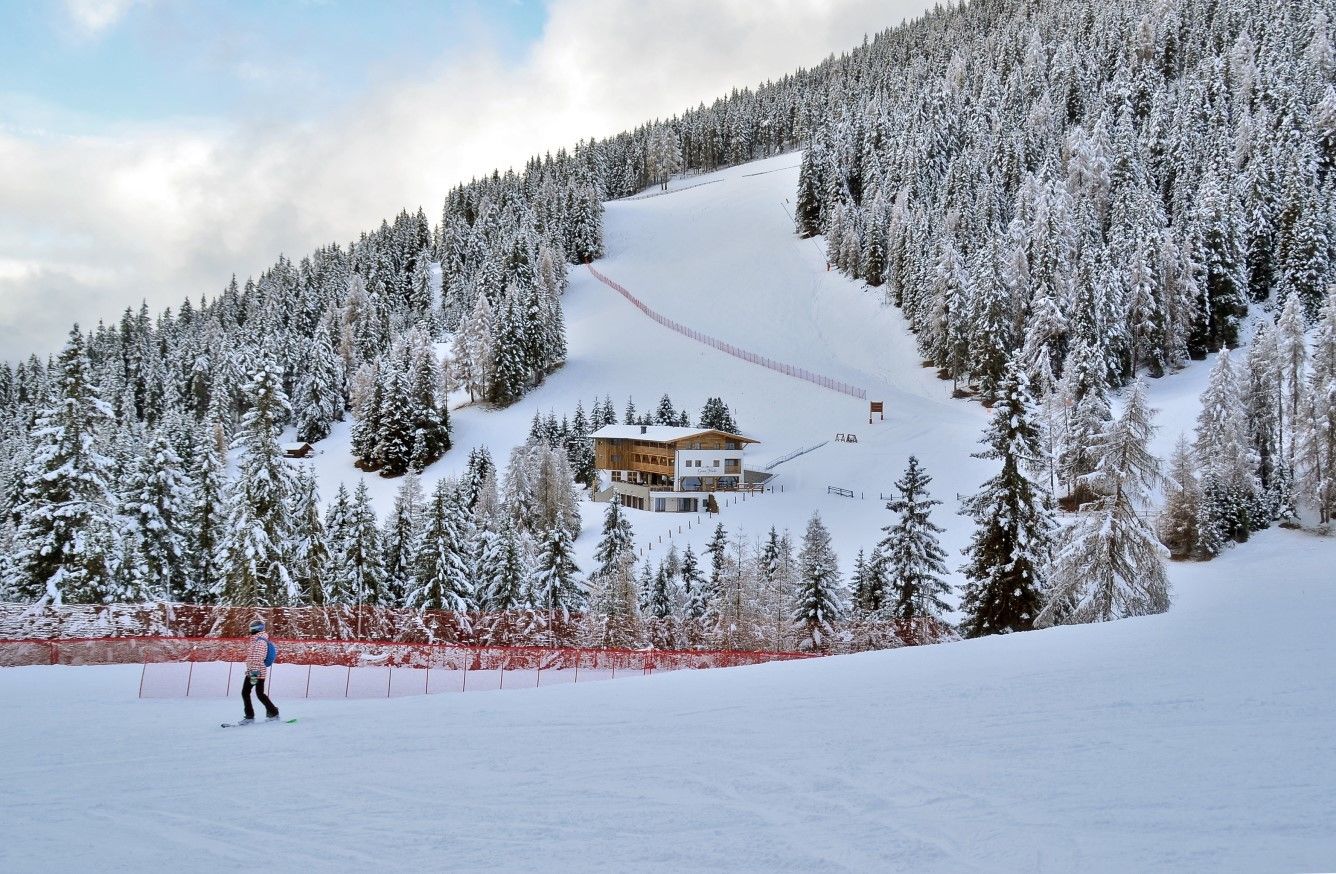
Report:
239,619,280,723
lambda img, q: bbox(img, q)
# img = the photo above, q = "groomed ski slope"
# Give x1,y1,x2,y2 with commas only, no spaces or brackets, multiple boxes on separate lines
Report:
2,527,1333,871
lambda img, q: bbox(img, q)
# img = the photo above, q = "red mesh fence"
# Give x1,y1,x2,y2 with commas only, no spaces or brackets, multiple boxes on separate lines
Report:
0,601,957,684
587,264,867,400
1,603,592,645
0,636,808,670
0,635,811,699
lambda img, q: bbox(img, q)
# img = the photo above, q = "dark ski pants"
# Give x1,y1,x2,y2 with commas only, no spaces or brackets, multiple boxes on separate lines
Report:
242,676,279,720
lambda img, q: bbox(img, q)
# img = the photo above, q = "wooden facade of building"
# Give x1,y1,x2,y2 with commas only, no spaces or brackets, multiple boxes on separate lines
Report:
590,425,760,512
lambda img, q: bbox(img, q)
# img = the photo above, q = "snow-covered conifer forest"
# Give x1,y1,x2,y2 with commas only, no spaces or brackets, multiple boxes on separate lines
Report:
1,0,1333,649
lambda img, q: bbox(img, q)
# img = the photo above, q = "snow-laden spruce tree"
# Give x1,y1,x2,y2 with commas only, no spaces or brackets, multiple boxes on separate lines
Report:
566,401,596,487
959,360,1054,638
487,286,532,407
119,431,193,602
531,523,583,628
793,512,844,653
680,543,707,621
1297,286,1336,523
109,529,151,604
645,560,675,620
568,184,604,263
636,560,655,615
1159,436,1202,560
478,520,528,613
503,442,540,534
654,393,677,426
1039,381,1170,626
375,361,416,476
879,456,951,622
709,532,763,650
1276,292,1309,470
294,315,344,444
593,497,635,580
217,364,295,607
794,143,825,238
698,397,738,433
847,547,893,651
453,292,494,404
322,483,353,604
460,445,494,510
381,471,424,607
6,326,117,605
349,363,383,465
850,549,876,615
756,529,796,651
532,444,581,541
407,479,474,617
585,551,641,649
337,480,387,607
703,522,729,614
1058,339,1113,505
926,237,972,389
1193,348,1261,555
406,329,450,471
1244,321,1288,522
287,465,330,607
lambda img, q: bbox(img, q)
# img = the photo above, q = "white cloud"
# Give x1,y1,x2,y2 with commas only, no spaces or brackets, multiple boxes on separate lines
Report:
63,0,142,38
0,0,933,363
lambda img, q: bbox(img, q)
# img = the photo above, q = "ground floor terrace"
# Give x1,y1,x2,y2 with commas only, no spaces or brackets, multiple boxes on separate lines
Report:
607,477,766,512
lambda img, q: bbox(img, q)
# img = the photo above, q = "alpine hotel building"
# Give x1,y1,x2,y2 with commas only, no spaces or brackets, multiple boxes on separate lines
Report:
590,425,760,512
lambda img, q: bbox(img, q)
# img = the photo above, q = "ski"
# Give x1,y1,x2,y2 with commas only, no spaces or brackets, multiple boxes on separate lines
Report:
221,718,298,728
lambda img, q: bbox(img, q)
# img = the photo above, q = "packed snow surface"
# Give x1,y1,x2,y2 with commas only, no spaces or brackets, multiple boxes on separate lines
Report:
2,528,1333,871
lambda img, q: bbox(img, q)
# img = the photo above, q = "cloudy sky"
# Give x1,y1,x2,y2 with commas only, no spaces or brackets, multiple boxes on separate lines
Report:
0,0,933,363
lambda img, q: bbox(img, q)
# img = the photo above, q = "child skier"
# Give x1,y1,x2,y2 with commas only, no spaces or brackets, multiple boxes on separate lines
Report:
239,619,280,723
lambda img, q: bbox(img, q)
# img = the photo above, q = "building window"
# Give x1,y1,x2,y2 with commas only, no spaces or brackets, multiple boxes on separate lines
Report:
655,498,666,512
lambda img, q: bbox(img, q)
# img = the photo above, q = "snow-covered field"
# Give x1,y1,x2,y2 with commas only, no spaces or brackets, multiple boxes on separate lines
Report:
2,527,1333,872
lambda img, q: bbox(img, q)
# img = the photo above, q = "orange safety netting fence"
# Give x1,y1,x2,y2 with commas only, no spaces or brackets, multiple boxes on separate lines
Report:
0,635,811,699
0,602,954,653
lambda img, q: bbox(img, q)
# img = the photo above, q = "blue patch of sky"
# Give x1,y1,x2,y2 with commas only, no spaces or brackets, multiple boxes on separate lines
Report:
0,0,548,131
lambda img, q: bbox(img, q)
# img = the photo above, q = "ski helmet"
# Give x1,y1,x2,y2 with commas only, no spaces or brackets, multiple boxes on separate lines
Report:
249,619,265,634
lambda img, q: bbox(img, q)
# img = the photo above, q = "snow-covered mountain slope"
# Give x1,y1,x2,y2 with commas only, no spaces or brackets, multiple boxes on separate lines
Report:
3,526,1332,872
304,152,1226,598
303,153,995,581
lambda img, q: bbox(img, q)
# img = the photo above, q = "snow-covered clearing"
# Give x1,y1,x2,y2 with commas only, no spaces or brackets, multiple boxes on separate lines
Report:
2,527,1332,871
